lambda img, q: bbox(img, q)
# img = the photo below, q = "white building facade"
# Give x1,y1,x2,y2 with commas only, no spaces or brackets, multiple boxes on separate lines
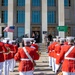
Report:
0,0,75,42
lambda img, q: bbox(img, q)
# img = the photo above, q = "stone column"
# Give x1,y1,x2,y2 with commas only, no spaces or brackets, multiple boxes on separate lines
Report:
42,0,47,43
58,0,65,38
8,0,14,40
25,0,31,37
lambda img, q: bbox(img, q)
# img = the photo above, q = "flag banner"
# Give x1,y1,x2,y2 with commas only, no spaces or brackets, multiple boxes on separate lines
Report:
3,26,15,32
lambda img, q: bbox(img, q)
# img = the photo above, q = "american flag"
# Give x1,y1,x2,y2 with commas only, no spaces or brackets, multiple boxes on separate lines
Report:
3,26,15,32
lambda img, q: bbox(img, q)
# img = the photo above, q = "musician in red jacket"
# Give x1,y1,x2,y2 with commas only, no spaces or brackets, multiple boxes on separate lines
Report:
56,37,75,75
14,38,40,75
3,38,14,75
30,38,39,52
0,34,7,75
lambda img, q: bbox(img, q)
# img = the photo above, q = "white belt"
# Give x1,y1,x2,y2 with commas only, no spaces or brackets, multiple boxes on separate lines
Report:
21,58,30,61
0,51,3,53
65,57,75,60
52,50,54,51
10,51,14,53
4,52,10,55
57,53,60,55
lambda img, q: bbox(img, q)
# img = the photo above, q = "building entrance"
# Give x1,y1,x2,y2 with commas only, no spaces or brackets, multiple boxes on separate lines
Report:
48,27,56,38
31,27,40,43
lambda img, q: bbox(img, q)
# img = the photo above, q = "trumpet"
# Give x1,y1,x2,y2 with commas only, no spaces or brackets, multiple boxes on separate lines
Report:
6,47,11,53
37,51,41,56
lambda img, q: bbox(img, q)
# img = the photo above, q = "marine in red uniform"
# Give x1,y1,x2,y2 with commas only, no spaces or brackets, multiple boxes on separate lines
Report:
56,37,75,75
14,38,40,75
54,38,65,73
0,34,7,75
3,38,14,75
30,38,39,52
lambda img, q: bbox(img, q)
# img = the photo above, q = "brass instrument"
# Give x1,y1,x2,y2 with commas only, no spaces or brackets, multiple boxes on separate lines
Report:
5,47,11,53
37,51,41,56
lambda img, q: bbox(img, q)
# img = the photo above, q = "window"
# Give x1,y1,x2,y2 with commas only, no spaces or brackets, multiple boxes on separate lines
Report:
2,0,8,6
17,27,24,37
47,11,56,24
17,0,25,6
17,11,25,23
4,32,7,37
32,11,41,24
64,0,71,6
1,11,8,23
47,0,56,6
32,0,41,6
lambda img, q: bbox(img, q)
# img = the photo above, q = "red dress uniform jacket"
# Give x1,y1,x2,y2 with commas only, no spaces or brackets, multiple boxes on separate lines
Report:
13,45,18,54
14,46,40,72
0,42,7,62
48,42,58,57
31,44,38,51
56,45,75,72
4,43,14,60
54,44,64,59
64,42,68,45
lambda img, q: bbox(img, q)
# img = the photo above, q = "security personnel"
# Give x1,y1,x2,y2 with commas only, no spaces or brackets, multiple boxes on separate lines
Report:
56,37,75,75
14,38,40,75
0,34,7,75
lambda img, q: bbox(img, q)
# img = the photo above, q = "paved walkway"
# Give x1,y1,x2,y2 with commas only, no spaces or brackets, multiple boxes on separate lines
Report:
2,51,55,75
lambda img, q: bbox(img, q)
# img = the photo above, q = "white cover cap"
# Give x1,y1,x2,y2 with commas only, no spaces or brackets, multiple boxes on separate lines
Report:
23,38,31,42
9,40,12,44
4,38,10,40
66,37,74,41
2,40,7,43
53,38,56,42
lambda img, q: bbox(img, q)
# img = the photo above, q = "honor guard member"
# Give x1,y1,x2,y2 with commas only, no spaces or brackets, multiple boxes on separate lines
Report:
54,38,65,73
8,40,15,72
30,38,39,52
48,38,56,68
0,34,7,75
3,38,13,75
56,37,75,75
14,38,40,75
12,40,18,67
48,36,60,72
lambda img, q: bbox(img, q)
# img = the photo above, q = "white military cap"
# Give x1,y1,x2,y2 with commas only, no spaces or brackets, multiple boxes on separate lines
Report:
59,38,65,42
9,40,12,44
56,36,60,39
53,38,56,41
11,40,15,43
2,40,7,43
4,38,10,40
23,38,31,42
66,37,74,41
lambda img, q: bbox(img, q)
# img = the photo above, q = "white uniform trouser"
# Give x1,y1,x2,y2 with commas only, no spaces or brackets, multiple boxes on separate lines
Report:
55,64,60,73
19,71,33,75
0,62,3,75
49,56,52,67
3,60,10,75
14,59,16,67
63,71,75,75
9,59,14,72
52,57,55,72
